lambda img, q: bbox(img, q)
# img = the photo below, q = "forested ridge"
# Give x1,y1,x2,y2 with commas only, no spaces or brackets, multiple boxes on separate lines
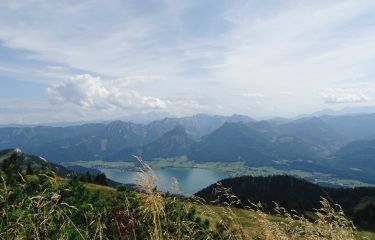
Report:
196,175,375,230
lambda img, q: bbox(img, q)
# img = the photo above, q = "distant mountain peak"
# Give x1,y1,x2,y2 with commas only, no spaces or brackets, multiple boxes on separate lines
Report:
166,125,187,135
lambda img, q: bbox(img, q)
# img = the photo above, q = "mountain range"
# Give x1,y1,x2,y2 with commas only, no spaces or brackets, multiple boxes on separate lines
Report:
1,113,375,184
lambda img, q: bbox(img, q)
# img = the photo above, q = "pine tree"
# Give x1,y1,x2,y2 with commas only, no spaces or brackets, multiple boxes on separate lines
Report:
94,173,107,185
85,171,92,183
26,161,33,175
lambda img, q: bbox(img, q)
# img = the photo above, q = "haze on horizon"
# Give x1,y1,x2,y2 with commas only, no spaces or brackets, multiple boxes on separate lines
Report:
1,0,375,124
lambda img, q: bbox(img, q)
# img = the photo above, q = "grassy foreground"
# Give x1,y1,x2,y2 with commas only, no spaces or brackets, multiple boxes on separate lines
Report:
89,182,375,239
194,203,375,240
1,157,374,239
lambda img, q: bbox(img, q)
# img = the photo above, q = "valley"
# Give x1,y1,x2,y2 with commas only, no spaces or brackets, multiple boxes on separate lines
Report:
65,157,373,189
2,113,375,189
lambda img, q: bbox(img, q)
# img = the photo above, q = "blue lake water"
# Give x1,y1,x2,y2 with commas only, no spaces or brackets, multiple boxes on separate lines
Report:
101,167,228,196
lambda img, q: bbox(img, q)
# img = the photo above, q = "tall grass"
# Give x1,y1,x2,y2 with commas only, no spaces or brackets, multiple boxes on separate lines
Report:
0,172,86,239
192,181,359,240
0,157,369,239
131,157,362,240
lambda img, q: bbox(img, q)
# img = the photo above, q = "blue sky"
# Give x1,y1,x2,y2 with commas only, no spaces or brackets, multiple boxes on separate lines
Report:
1,0,375,124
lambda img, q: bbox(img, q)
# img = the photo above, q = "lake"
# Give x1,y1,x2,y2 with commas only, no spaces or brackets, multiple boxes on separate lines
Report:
101,167,229,196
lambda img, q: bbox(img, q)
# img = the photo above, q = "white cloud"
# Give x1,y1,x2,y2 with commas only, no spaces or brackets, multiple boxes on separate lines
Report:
1,1,375,121
47,74,167,111
321,88,370,104
279,91,295,96
242,92,265,99
203,0,375,116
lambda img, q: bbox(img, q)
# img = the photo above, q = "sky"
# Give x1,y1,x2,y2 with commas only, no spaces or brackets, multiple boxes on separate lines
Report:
1,0,375,124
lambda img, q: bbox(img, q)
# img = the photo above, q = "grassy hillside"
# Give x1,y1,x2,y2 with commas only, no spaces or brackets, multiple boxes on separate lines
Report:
1,154,375,239
193,203,375,240
196,175,375,231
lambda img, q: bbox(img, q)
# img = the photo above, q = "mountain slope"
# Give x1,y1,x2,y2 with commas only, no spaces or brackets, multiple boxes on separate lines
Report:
188,122,320,166
0,148,75,177
328,139,375,183
109,126,194,161
321,113,375,140
0,123,105,152
195,175,375,224
0,113,374,187
0,114,254,163
0,148,122,187
278,117,348,152
27,121,161,162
